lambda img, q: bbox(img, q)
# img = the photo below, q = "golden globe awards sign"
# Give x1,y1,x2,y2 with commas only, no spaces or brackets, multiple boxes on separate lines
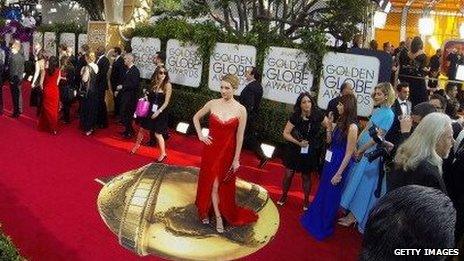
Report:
166,39,203,88
262,47,314,104
44,32,57,56
60,33,76,52
78,34,87,50
317,52,380,117
33,32,43,48
131,37,161,79
208,43,256,94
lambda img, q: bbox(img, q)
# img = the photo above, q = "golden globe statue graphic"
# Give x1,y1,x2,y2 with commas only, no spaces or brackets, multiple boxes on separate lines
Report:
97,163,280,260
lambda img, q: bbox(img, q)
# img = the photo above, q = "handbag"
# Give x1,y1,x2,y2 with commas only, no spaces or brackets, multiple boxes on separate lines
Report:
30,86,42,107
134,97,150,118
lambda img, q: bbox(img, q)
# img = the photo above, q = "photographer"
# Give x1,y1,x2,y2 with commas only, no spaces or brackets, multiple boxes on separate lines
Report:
388,113,454,193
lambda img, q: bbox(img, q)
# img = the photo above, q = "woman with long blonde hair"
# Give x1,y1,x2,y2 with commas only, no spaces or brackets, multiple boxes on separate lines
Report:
338,82,396,232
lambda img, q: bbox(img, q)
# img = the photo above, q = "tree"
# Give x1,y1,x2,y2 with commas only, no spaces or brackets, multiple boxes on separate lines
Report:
54,0,105,21
168,0,371,43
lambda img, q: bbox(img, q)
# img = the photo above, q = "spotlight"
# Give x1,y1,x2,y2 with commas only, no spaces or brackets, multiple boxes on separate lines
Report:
201,128,209,137
373,11,387,29
258,143,276,168
175,122,190,134
419,17,434,36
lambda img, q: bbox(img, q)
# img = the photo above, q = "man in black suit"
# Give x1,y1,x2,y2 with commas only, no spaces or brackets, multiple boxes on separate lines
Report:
115,53,140,138
239,67,263,158
110,47,125,118
385,82,412,146
444,83,459,117
95,46,110,128
8,41,25,118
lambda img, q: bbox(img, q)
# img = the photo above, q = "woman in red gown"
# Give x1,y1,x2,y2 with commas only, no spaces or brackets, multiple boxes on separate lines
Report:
193,74,258,233
38,56,60,134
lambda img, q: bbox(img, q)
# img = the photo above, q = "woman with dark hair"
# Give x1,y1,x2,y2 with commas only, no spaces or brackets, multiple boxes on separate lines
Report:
38,56,61,134
131,65,172,162
402,36,429,107
277,92,324,210
59,56,76,124
301,94,358,240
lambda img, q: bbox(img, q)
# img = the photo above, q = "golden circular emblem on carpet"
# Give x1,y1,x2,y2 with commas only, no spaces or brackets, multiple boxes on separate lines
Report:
96,163,280,260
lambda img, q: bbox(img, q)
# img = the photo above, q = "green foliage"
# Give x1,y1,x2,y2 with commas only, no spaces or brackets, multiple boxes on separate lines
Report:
0,229,21,261
37,22,86,35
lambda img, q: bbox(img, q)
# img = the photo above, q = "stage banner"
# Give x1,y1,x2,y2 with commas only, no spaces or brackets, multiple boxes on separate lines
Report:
131,36,161,79
33,31,43,48
208,42,256,94
78,34,87,51
317,52,380,117
44,32,57,56
261,46,314,104
60,33,76,53
87,21,108,51
166,39,203,87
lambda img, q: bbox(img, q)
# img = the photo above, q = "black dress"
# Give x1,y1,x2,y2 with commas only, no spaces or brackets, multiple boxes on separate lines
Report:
139,90,168,135
80,66,99,132
283,112,323,173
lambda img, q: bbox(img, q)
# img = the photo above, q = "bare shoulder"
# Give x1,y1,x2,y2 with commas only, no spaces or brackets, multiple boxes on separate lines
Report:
349,123,358,132
165,82,173,89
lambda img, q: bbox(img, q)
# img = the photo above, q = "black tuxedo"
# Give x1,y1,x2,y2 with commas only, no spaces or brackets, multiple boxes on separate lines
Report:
238,80,263,153
96,55,110,127
443,132,464,244
119,65,140,134
385,99,411,146
110,56,125,116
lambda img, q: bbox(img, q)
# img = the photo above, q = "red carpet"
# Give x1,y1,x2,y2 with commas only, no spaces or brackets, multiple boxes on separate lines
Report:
0,82,361,260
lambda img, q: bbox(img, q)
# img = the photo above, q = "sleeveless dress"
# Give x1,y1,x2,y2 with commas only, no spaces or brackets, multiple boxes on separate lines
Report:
80,66,98,132
301,128,354,240
340,107,394,233
195,113,258,226
139,91,168,135
38,69,60,132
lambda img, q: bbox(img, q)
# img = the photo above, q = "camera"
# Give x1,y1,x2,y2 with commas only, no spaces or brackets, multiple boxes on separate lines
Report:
365,125,389,163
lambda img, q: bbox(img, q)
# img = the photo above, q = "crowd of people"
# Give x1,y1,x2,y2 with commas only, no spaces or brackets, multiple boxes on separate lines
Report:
1,32,463,259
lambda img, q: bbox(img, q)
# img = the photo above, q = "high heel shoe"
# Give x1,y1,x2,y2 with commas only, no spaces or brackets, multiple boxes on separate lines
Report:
216,216,224,233
302,202,310,211
156,154,167,163
337,217,357,227
276,196,287,206
130,144,141,154
201,218,210,225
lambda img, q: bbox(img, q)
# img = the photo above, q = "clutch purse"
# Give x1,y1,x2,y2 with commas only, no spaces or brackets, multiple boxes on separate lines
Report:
134,97,150,118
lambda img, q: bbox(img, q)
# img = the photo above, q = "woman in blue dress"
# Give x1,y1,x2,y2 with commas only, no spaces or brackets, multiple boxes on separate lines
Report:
301,94,358,240
338,82,396,233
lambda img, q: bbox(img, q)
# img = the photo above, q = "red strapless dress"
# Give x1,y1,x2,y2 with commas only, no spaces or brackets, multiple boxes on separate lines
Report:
38,69,60,133
195,113,258,226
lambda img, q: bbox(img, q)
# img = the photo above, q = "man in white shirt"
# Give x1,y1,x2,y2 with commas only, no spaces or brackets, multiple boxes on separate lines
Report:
385,82,411,146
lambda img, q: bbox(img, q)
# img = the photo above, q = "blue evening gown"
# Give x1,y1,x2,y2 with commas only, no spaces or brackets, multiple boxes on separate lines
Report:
339,106,394,233
301,128,354,240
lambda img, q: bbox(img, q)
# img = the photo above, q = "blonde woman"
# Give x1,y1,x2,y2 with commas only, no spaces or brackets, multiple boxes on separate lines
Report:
193,74,258,233
338,82,396,232
389,113,454,193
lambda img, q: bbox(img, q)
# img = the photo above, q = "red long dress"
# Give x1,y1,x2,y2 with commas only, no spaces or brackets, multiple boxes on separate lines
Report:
38,69,60,133
195,113,258,226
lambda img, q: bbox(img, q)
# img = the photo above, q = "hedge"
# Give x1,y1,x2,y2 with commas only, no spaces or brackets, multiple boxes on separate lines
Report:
0,228,22,261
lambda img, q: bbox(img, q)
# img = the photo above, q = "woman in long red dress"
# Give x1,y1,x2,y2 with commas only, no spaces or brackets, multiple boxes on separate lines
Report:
193,74,258,233
38,56,60,134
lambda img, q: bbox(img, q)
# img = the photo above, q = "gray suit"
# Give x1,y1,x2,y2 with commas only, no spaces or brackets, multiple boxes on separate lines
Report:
9,52,25,115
